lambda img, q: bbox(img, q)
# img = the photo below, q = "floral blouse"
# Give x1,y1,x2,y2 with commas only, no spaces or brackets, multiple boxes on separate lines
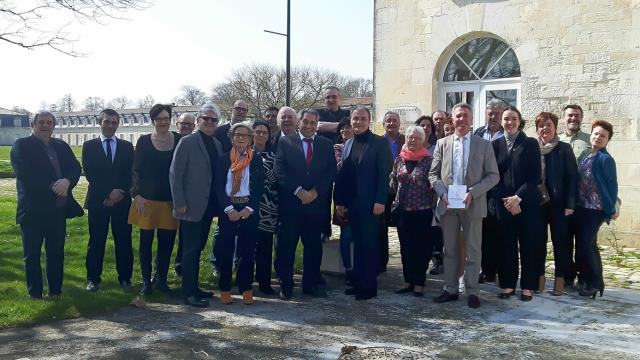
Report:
578,153,602,210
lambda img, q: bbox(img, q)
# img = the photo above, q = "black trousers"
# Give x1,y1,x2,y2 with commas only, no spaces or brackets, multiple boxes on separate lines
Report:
139,228,176,282
255,229,275,287
431,226,443,257
481,205,500,277
497,206,541,290
180,216,214,298
276,211,323,291
213,207,258,292
20,214,66,297
538,202,571,278
350,206,382,297
85,204,133,284
565,212,582,283
575,207,605,290
397,209,433,286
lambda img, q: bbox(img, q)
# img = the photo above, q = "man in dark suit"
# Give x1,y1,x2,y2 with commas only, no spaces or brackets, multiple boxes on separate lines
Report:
214,99,249,152
334,107,392,300
170,104,223,307
82,109,135,292
11,111,84,298
274,109,337,299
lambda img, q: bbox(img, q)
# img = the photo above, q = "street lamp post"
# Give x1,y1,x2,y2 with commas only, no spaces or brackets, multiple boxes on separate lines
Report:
264,0,291,106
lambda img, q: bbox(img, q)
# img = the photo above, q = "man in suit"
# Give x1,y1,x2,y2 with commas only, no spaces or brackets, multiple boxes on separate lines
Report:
214,99,249,152
472,99,507,284
272,106,298,150
428,103,499,308
11,111,84,298
82,109,135,292
273,109,336,299
334,107,392,300
170,104,223,308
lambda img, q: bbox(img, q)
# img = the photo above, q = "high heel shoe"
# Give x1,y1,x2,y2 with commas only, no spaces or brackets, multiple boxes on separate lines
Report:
497,289,515,299
579,287,604,299
520,290,533,302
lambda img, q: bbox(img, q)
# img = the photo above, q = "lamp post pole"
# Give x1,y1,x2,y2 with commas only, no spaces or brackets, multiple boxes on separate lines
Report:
264,0,291,106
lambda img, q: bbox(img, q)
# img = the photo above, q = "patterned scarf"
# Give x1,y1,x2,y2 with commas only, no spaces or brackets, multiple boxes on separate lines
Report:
230,147,253,196
399,144,429,161
538,135,559,183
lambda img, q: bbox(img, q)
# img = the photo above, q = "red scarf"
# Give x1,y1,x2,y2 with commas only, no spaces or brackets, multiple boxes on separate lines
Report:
399,144,429,161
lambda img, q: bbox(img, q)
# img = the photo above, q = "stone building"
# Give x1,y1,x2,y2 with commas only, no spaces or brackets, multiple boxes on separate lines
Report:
373,0,640,244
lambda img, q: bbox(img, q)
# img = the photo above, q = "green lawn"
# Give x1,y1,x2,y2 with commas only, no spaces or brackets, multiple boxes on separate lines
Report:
0,181,302,329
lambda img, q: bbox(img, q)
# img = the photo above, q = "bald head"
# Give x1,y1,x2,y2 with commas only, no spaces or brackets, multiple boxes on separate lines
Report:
176,113,195,135
231,99,248,123
278,106,297,135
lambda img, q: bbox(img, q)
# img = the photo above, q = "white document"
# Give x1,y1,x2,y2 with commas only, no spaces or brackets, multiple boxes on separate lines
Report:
447,185,467,209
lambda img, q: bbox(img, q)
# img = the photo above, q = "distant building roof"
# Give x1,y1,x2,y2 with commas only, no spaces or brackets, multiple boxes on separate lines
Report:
0,107,22,115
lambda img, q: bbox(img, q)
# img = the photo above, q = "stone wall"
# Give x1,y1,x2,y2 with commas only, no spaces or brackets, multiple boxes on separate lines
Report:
374,0,640,245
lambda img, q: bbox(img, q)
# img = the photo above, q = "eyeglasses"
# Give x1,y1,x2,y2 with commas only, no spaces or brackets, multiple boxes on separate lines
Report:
254,130,269,136
232,133,252,139
234,107,248,113
154,116,171,123
178,121,195,127
198,116,218,123
325,95,338,100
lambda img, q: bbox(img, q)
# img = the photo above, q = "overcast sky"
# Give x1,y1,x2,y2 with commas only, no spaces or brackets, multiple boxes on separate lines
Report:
1,0,374,112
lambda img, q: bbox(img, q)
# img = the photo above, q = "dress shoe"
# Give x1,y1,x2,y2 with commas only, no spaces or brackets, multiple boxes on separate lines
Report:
155,280,172,295
413,291,424,298
433,291,459,303
242,290,255,305
497,289,516,299
344,288,357,296
195,289,214,298
467,294,481,308
355,291,376,301
579,287,603,299
29,293,43,299
279,287,293,300
521,290,533,302
139,281,153,296
184,296,209,308
119,280,133,289
220,291,233,304
259,284,276,295
303,286,327,297
429,255,444,275
86,281,99,292
395,285,414,294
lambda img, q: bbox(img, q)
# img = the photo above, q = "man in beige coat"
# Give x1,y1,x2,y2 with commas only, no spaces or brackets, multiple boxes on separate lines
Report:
428,103,499,308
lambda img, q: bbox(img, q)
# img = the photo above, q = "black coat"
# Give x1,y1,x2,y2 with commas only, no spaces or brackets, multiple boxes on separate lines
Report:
491,131,542,211
81,137,134,211
11,135,84,224
214,150,265,215
273,133,336,216
543,141,578,209
214,123,232,152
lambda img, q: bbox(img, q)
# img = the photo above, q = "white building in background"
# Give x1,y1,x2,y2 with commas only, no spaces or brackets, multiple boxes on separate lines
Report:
373,0,640,245
0,108,31,145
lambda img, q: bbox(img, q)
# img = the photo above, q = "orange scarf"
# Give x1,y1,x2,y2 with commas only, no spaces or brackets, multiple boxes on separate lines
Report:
230,147,253,196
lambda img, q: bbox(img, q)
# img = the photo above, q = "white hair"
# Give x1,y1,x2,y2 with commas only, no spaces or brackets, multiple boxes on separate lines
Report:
198,103,221,119
405,125,425,140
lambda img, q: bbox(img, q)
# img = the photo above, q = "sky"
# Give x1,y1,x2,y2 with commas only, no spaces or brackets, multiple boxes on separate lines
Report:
1,0,374,112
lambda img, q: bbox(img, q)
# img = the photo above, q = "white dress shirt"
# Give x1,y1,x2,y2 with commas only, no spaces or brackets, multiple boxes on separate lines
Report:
452,132,471,185
294,133,315,195
224,149,253,213
99,134,117,161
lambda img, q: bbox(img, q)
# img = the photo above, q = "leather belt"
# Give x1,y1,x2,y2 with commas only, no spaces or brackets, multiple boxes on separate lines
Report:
230,196,250,204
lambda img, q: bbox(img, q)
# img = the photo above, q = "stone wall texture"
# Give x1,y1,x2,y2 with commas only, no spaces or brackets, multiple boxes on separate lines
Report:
374,0,640,245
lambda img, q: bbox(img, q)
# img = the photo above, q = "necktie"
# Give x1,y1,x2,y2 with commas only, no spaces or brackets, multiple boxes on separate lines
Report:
105,138,113,163
506,137,514,152
304,138,313,166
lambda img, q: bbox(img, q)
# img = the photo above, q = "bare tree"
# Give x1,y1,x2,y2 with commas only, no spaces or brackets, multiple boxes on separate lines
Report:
342,78,374,98
136,94,155,108
0,1,151,56
107,96,131,110
174,85,207,106
82,97,106,111
210,64,365,119
57,94,76,112
12,106,31,116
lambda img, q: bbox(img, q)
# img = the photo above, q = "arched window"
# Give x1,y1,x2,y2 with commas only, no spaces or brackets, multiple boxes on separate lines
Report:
439,37,521,129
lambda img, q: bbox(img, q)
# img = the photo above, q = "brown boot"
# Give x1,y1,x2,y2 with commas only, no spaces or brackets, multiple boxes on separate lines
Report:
537,275,546,293
220,291,233,304
551,278,565,296
242,290,254,305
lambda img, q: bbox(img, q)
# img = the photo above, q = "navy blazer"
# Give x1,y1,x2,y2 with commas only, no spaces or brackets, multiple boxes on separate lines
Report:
273,133,336,216
491,131,542,211
334,130,393,213
11,135,84,224
214,151,265,215
82,137,134,211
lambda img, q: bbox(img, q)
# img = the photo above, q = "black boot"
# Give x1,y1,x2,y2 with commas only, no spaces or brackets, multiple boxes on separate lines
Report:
155,278,172,295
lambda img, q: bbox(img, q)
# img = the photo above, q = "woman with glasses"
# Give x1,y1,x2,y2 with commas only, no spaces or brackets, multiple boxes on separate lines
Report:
213,122,264,305
251,120,279,295
129,104,182,296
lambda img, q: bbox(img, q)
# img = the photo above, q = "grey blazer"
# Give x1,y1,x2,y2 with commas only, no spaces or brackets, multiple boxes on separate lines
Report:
170,132,222,222
428,134,499,218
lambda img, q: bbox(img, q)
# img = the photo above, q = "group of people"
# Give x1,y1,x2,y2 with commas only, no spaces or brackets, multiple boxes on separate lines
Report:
11,85,618,309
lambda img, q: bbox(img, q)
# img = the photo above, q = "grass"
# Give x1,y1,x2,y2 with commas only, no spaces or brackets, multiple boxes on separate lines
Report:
0,180,304,329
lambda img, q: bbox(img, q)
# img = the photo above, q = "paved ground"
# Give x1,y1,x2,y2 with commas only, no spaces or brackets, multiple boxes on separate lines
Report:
1,231,640,359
